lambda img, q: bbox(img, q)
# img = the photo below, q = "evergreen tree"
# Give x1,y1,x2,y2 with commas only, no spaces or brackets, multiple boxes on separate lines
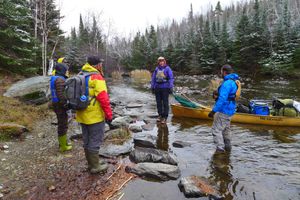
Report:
0,0,36,74
78,14,89,46
233,7,252,70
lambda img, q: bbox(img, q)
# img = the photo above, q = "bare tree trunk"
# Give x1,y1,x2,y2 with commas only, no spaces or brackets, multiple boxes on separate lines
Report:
34,0,38,39
42,0,48,76
41,32,45,76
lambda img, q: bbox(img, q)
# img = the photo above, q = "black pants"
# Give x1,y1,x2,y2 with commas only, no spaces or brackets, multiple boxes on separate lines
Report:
53,104,68,136
155,88,170,119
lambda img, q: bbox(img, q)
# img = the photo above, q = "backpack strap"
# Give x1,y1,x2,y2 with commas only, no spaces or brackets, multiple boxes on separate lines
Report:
81,72,98,102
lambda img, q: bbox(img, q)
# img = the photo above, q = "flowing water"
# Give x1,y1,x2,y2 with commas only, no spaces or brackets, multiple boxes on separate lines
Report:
113,77,300,200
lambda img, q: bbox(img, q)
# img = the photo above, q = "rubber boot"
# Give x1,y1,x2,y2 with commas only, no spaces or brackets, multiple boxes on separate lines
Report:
84,149,92,170
58,134,72,152
88,151,108,174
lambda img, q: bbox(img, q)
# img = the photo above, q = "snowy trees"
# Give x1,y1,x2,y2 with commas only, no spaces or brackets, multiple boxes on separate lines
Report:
118,0,300,75
0,0,62,75
0,0,36,73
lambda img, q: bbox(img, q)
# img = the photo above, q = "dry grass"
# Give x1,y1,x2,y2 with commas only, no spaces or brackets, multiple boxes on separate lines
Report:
0,96,48,131
130,70,151,83
111,71,123,80
105,127,131,145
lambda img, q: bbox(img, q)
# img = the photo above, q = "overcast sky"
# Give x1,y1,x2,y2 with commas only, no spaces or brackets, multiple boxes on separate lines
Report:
58,0,237,37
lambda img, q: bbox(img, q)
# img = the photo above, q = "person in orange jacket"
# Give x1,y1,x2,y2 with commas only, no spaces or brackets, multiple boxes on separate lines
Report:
76,55,113,174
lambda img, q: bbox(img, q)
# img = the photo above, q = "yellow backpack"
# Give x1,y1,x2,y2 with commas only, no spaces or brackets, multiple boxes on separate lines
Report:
213,79,241,101
234,80,241,101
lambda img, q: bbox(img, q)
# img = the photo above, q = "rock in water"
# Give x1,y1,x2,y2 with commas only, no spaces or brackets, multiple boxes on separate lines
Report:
172,141,192,148
178,176,222,199
126,103,143,108
0,123,28,137
129,147,178,165
129,124,142,133
99,140,133,158
133,134,157,148
111,116,132,128
141,123,155,131
126,162,180,181
4,76,50,104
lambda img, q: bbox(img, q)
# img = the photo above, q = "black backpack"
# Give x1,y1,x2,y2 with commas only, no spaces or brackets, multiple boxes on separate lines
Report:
65,72,97,110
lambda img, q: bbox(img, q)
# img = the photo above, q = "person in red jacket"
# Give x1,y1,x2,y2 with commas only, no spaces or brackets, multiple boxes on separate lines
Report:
76,55,113,174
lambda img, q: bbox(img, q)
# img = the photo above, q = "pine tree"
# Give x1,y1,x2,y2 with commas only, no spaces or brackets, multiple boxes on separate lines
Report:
78,14,89,46
0,0,36,74
233,7,252,70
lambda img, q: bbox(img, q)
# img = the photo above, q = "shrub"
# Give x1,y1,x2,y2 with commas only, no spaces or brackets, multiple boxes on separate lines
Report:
130,70,151,83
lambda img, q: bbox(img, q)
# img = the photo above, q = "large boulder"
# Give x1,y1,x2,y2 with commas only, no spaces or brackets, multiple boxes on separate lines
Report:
178,176,222,199
4,76,50,104
126,162,180,181
129,147,178,165
133,134,157,148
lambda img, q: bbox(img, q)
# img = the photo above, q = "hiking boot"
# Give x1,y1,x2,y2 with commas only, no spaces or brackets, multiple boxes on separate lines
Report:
58,134,72,152
85,149,106,171
161,118,166,124
87,151,108,174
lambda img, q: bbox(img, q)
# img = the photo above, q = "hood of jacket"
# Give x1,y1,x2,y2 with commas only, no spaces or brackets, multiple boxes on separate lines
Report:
224,73,239,81
81,63,99,73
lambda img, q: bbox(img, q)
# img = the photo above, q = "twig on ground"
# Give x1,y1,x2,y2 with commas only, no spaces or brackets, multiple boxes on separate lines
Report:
106,164,122,181
105,175,134,200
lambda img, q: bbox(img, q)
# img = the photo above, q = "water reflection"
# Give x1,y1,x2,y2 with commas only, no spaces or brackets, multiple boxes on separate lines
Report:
209,151,234,200
156,123,169,151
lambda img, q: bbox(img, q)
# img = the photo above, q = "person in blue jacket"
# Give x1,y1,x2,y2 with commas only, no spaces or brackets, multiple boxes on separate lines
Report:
50,63,72,152
151,57,174,124
208,65,239,152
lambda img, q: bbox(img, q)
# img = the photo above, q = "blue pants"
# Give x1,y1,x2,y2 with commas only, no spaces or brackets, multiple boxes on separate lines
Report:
155,88,170,119
81,121,105,153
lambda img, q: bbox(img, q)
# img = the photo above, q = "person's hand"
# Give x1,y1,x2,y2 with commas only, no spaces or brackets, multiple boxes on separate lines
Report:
169,88,173,94
208,111,216,118
63,103,70,109
212,90,218,100
105,119,112,125
48,101,54,109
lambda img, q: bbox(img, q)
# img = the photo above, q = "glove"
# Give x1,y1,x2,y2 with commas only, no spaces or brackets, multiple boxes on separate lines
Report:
169,88,173,94
208,111,216,118
105,119,112,126
212,90,218,100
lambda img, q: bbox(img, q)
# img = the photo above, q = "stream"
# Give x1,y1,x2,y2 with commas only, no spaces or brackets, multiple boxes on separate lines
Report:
113,76,300,200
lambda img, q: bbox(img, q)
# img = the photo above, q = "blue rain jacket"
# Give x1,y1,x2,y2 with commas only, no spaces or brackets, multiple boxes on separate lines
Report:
212,73,239,116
